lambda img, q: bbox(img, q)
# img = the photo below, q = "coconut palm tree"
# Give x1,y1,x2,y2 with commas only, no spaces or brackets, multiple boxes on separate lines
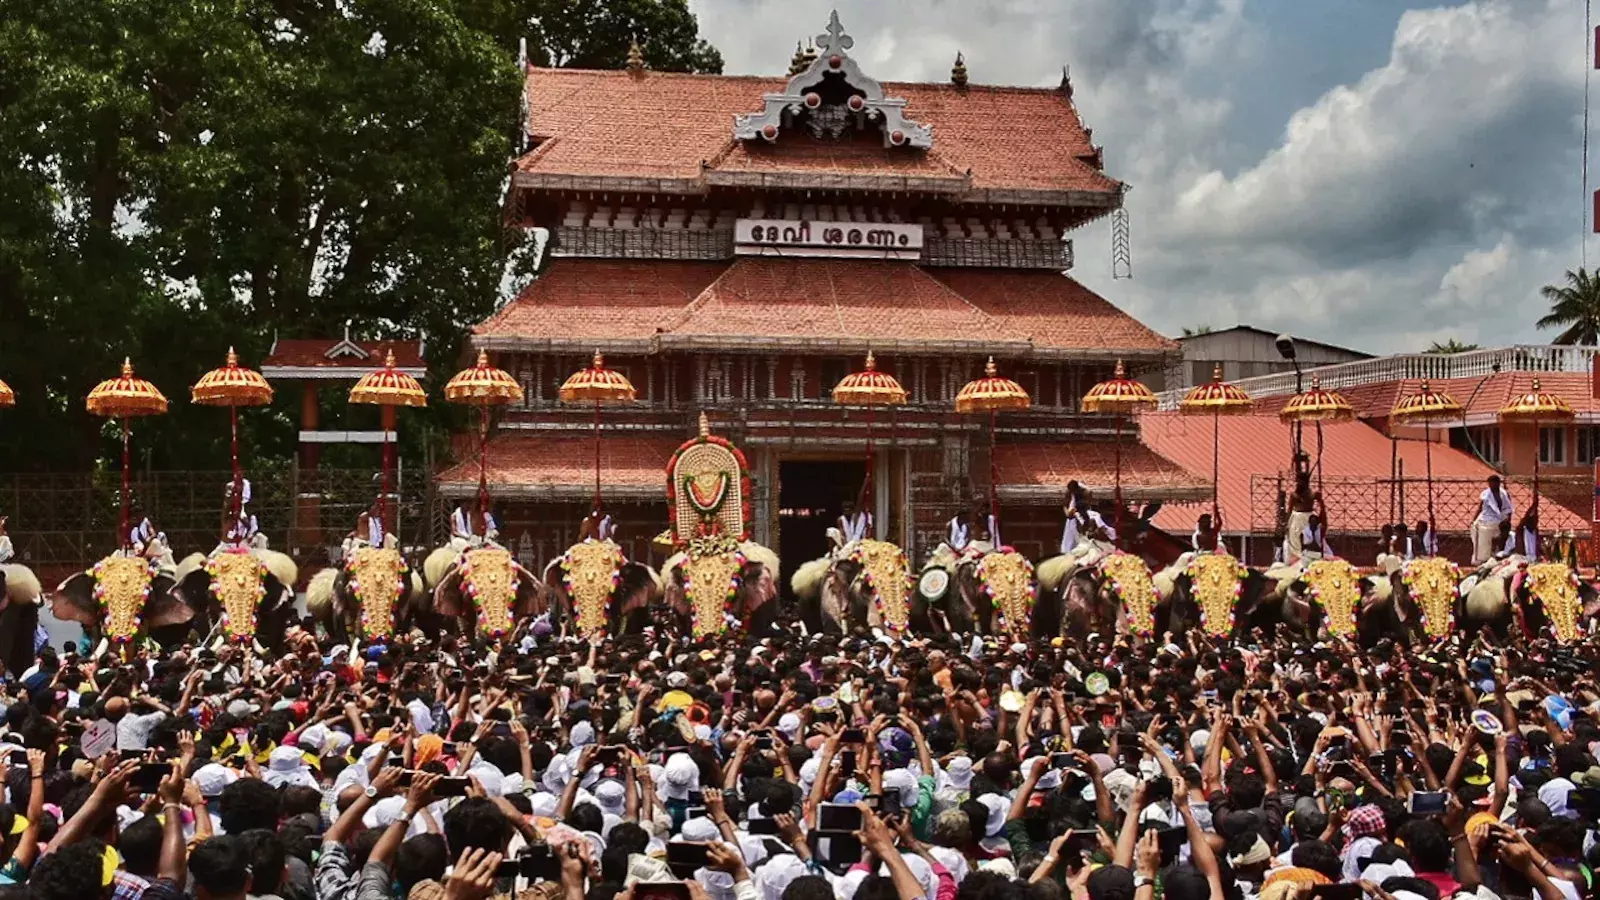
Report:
1537,268,1600,345
1426,339,1479,354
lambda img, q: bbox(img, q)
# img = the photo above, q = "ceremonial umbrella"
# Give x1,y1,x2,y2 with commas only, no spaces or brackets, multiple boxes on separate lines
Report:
559,352,636,511
832,351,907,518
0,375,12,409
192,348,274,537
1278,374,1354,499
349,350,427,541
1389,379,1462,531
444,351,525,530
1498,378,1574,521
1179,364,1253,520
87,359,169,549
955,358,1031,529
1082,360,1159,537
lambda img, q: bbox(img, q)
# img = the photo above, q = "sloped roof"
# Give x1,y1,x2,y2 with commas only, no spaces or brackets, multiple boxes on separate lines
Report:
995,441,1210,503
261,339,426,377
436,434,677,501
475,259,1174,358
516,69,1121,203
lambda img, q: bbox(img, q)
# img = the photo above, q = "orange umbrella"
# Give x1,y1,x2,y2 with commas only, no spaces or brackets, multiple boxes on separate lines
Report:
955,358,1031,528
1082,360,1158,537
1279,375,1354,502
559,352,636,511
1179,364,1253,519
87,359,169,548
349,350,427,540
1498,378,1575,521
192,348,275,537
832,351,907,516
1389,379,1462,530
444,351,525,529
0,376,13,409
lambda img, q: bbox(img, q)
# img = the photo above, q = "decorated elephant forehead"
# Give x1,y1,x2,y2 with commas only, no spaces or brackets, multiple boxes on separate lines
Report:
206,551,268,642
1526,562,1583,644
978,550,1035,635
1099,552,1156,637
562,539,626,638
1185,553,1244,638
348,547,408,641
1305,560,1361,637
682,548,744,639
463,548,517,639
92,555,157,642
1401,556,1459,639
850,539,910,633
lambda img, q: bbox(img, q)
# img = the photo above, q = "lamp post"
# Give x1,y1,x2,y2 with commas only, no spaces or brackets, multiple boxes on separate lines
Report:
1275,334,1303,468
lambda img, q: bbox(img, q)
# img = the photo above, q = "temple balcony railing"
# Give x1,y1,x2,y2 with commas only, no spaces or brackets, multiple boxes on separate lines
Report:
1155,344,1598,409
920,237,1072,269
546,226,1074,269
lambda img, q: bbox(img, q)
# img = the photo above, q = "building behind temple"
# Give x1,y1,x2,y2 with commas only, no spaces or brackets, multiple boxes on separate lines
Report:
438,13,1209,579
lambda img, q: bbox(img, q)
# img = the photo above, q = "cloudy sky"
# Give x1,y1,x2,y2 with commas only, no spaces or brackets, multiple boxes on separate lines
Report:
688,0,1589,355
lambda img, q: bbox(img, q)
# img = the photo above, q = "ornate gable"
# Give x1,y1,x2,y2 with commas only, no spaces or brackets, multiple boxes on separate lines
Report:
733,11,933,150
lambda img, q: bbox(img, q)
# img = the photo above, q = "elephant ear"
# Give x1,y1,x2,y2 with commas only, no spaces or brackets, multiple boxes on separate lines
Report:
1582,583,1600,620
0,599,38,678
434,565,466,617
52,573,102,627
146,576,196,628
616,563,658,610
175,567,212,614
513,563,544,618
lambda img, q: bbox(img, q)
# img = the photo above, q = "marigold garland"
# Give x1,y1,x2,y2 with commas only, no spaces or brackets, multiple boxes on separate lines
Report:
1100,552,1158,637
1399,557,1459,638
1185,553,1246,638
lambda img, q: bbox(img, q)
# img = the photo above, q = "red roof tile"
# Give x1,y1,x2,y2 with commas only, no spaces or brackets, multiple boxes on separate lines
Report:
262,339,425,371
1138,413,1587,534
478,259,1171,357
928,269,1177,354
436,434,677,500
474,260,727,350
995,441,1210,502
661,258,1028,353
518,69,1119,199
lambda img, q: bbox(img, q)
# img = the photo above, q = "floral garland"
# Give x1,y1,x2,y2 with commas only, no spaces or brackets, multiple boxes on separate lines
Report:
1524,562,1583,644
977,551,1035,636
1303,559,1360,637
346,547,408,641
1185,553,1246,638
461,548,516,640
92,555,159,643
205,550,268,643
683,473,730,517
1100,552,1158,637
561,540,626,638
664,433,753,544
1399,556,1459,638
850,539,910,634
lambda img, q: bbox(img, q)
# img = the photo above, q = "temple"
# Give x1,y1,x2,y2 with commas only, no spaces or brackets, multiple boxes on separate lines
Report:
441,13,1205,574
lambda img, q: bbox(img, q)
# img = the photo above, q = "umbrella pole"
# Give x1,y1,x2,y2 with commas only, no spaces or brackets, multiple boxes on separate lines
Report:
1424,420,1435,530
379,426,391,541
593,400,602,513
1533,415,1541,549
1212,410,1220,520
988,410,999,530
864,408,875,516
1114,415,1124,542
230,405,242,533
120,417,131,550
477,406,489,531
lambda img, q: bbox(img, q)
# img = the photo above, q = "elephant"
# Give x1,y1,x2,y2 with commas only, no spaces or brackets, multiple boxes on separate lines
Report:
1159,553,1272,641
542,542,663,639
792,540,917,636
1035,551,1120,640
1461,558,1600,643
424,544,544,641
945,549,1035,637
306,547,429,647
1357,557,1462,647
52,554,192,657
171,548,300,652
0,563,44,677
663,542,780,637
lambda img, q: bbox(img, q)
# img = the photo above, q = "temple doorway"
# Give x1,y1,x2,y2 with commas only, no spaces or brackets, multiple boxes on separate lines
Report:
777,458,867,606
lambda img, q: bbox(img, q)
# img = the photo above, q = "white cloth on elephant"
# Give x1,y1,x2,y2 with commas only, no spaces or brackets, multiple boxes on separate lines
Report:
1284,510,1310,561
0,535,11,564
367,515,384,547
451,505,474,538
841,511,871,543
1060,515,1081,555
948,517,970,551
1518,526,1538,560
1472,518,1500,565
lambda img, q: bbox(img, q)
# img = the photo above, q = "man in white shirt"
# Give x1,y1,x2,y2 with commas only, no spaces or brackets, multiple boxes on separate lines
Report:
839,500,871,544
0,516,11,564
1473,475,1513,564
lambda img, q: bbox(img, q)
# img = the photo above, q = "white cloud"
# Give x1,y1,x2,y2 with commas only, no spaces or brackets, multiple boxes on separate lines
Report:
691,0,1589,354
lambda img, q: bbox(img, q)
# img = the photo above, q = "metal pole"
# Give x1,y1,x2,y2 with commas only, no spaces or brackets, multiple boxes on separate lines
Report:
1425,419,1436,528
477,406,490,530
988,410,998,527
593,400,602,512
379,425,391,539
230,405,242,532
1212,410,1220,520
120,418,131,550
1115,414,1124,542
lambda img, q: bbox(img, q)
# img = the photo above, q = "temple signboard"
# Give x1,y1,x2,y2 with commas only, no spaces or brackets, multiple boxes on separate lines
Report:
733,219,923,260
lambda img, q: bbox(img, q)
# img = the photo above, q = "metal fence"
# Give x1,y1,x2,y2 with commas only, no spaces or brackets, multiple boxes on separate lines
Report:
0,464,436,578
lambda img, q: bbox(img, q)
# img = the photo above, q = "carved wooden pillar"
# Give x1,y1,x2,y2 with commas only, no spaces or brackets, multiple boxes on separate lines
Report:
533,358,545,405
646,358,655,403
695,356,708,403
722,358,733,402
767,358,778,400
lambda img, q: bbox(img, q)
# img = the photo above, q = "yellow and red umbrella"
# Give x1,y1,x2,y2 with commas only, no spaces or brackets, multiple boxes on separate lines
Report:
1179,364,1253,519
192,348,274,537
444,351,525,529
1389,379,1462,529
559,352,636,511
1498,378,1575,519
955,358,1031,526
1083,360,1159,537
1279,375,1354,501
0,375,13,409
832,351,907,515
349,350,428,540
87,359,169,548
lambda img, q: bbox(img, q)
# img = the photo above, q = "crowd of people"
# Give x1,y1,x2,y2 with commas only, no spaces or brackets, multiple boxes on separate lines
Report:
2,616,1598,900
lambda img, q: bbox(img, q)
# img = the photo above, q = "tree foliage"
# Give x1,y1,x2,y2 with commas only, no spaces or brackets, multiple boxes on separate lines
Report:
1425,339,1480,354
0,0,721,474
1537,268,1600,346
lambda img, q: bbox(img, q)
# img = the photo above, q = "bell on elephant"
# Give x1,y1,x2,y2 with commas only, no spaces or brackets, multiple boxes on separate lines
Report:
53,554,192,659
171,547,299,654
307,548,427,654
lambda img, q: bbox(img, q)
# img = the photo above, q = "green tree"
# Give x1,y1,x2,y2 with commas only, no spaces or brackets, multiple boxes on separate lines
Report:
1180,325,1213,337
1426,339,1480,354
506,0,723,72
1537,268,1600,345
